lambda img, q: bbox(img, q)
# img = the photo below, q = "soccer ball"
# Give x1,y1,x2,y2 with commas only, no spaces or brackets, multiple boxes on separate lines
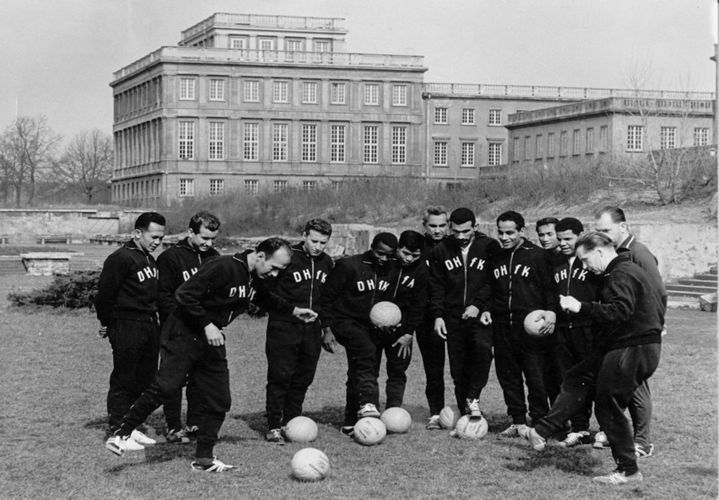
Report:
369,301,402,328
290,448,330,482
284,416,318,443
439,405,460,430
380,407,412,433
353,417,387,445
523,309,548,336
454,415,488,440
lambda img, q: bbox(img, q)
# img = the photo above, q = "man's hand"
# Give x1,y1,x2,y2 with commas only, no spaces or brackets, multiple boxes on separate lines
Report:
97,326,108,339
434,318,447,340
293,307,318,323
204,323,224,346
559,295,581,314
392,333,413,359
539,310,556,336
479,311,492,326
322,327,337,353
461,305,480,320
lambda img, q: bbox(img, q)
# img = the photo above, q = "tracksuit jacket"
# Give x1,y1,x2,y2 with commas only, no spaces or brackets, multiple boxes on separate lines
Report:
389,257,428,337
174,250,293,330
157,238,220,322
618,235,667,308
95,240,159,326
487,238,557,325
553,255,602,328
428,233,498,320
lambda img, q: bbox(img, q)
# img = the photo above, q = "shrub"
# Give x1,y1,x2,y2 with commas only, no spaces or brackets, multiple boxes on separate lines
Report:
8,270,100,309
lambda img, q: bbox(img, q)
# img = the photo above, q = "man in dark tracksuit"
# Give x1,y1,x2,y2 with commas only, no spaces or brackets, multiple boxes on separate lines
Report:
106,238,317,473
552,217,602,447
415,206,449,429
318,232,398,434
526,231,663,486
157,211,221,443
481,211,557,437
430,208,497,419
96,212,166,448
372,230,427,409
262,219,334,444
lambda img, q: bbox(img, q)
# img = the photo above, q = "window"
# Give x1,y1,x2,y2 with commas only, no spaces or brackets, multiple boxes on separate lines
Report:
303,180,318,192
461,142,475,167
243,123,259,161
179,178,194,197
392,84,407,106
331,180,345,191
462,108,475,125
391,126,407,164
547,132,555,157
208,78,225,101
272,123,289,161
364,83,379,105
244,80,259,102
302,81,318,104
273,81,289,103
286,39,303,52
434,141,448,166
259,39,274,51
694,127,709,146
660,126,676,149
244,179,259,194
488,143,502,166
331,82,346,104
560,131,568,156
434,107,448,124
572,129,581,155
599,126,608,152
273,180,288,193
586,128,594,153
230,37,247,49
535,134,543,159
209,179,224,196
524,136,531,160
488,109,502,126
314,40,330,52
363,125,379,163
627,125,644,151
512,137,520,163
179,77,195,100
330,124,346,163
301,124,317,162
208,122,224,160
178,121,194,160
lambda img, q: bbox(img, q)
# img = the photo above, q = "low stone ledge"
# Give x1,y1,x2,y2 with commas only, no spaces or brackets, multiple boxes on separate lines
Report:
20,252,84,276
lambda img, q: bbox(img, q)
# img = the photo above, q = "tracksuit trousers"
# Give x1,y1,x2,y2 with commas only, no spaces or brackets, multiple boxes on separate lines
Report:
372,330,413,409
554,325,596,432
161,324,201,431
415,314,446,416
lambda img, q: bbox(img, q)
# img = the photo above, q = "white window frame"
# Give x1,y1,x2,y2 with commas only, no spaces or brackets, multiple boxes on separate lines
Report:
585,128,594,153
259,38,275,51
301,124,318,162
314,40,330,52
488,142,502,166
178,121,194,160
391,126,407,165
286,39,303,52
524,136,531,160
461,108,475,125
434,107,448,124
244,179,259,195
535,134,543,159
209,179,224,196
273,81,289,103
243,122,259,161
272,123,289,162
434,141,448,167
273,180,288,193
660,126,676,149
572,129,581,156
330,124,346,163
599,125,608,152
208,121,225,160
488,109,502,126
208,78,225,101
560,131,568,156
363,125,379,163
302,81,318,104
229,37,246,50
179,77,196,100
461,142,475,167
244,80,259,102
512,137,520,163
303,180,318,192
392,84,407,106
627,125,644,151
547,132,555,158
694,127,709,146
179,178,195,197
331,82,346,104
364,83,379,105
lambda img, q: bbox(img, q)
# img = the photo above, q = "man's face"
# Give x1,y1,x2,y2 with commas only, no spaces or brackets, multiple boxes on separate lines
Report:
576,246,606,275
188,225,219,253
450,221,475,248
134,222,165,253
397,246,422,267
371,242,395,266
497,220,523,249
303,229,330,257
595,213,625,246
557,229,580,256
423,214,448,241
537,224,558,250
254,247,292,279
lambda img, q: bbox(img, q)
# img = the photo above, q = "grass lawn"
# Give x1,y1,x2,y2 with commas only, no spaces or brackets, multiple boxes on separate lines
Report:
0,274,715,499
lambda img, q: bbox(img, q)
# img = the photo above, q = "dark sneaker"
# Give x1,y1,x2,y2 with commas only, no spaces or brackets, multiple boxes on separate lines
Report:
340,426,354,437
593,470,643,485
426,415,441,430
166,428,191,444
184,425,199,439
635,443,654,458
265,428,285,444
465,398,482,419
191,457,235,473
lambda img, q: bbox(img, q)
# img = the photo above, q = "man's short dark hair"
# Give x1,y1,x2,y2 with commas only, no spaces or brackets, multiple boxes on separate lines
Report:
555,217,584,235
576,231,614,251
135,212,165,230
398,230,424,252
371,232,398,250
449,207,476,226
595,205,626,223
189,211,221,233
256,237,292,256
536,217,559,231
422,205,449,224
497,211,525,230
304,218,332,236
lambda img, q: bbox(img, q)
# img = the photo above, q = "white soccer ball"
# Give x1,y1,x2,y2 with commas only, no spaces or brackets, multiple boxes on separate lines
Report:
439,405,460,430
523,309,548,337
454,415,488,440
290,447,330,482
380,407,412,433
284,416,318,443
353,417,387,445
369,301,402,328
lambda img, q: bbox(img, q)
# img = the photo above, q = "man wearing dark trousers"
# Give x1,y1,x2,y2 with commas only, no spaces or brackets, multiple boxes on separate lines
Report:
525,231,663,486
481,211,557,437
429,208,497,420
105,238,317,473
318,233,398,435
262,219,334,444
157,211,220,444
96,211,166,450
416,206,449,429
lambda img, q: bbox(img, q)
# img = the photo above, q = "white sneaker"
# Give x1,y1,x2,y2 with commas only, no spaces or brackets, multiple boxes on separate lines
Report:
593,431,609,449
525,427,546,451
131,429,157,446
465,398,482,419
191,457,236,473
426,415,441,430
558,430,591,448
500,423,529,438
593,470,643,485
105,435,145,456
357,403,380,418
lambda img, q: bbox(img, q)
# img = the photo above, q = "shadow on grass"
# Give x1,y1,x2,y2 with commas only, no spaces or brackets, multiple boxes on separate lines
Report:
232,405,346,434
504,446,602,476
105,443,195,474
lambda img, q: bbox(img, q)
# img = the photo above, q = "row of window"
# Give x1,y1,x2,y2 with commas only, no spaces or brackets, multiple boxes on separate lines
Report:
433,141,503,167
434,107,502,126
178,76,409,106
114,77,162,120
227,36,333,53
513,126,609,161
628,125,710,151
177,178,324,197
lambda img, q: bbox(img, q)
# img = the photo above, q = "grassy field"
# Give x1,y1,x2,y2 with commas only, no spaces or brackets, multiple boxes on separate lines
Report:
0,273,716,499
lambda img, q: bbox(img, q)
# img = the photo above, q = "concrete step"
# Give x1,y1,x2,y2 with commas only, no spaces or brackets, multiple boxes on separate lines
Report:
679,277,717,286
667,296,701,310
666,284,717,295
694,273,718,282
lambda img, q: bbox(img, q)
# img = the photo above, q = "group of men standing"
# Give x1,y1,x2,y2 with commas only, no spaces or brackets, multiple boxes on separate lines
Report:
97,204,665,486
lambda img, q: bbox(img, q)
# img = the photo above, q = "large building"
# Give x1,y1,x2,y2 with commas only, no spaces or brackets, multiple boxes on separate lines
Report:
110,13,715,205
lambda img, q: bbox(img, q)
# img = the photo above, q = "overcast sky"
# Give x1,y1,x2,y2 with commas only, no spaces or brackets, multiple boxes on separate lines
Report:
0,0,715,142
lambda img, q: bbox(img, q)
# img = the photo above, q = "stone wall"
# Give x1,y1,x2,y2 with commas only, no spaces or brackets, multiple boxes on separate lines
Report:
0,209,121,244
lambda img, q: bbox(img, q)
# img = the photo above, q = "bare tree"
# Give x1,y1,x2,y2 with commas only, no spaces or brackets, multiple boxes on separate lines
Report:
52,129,113,203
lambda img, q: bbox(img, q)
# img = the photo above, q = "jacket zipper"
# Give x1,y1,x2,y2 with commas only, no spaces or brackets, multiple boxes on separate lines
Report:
508,247,516,325
393,268,403,299
566,259,572,329
309,256,315,309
